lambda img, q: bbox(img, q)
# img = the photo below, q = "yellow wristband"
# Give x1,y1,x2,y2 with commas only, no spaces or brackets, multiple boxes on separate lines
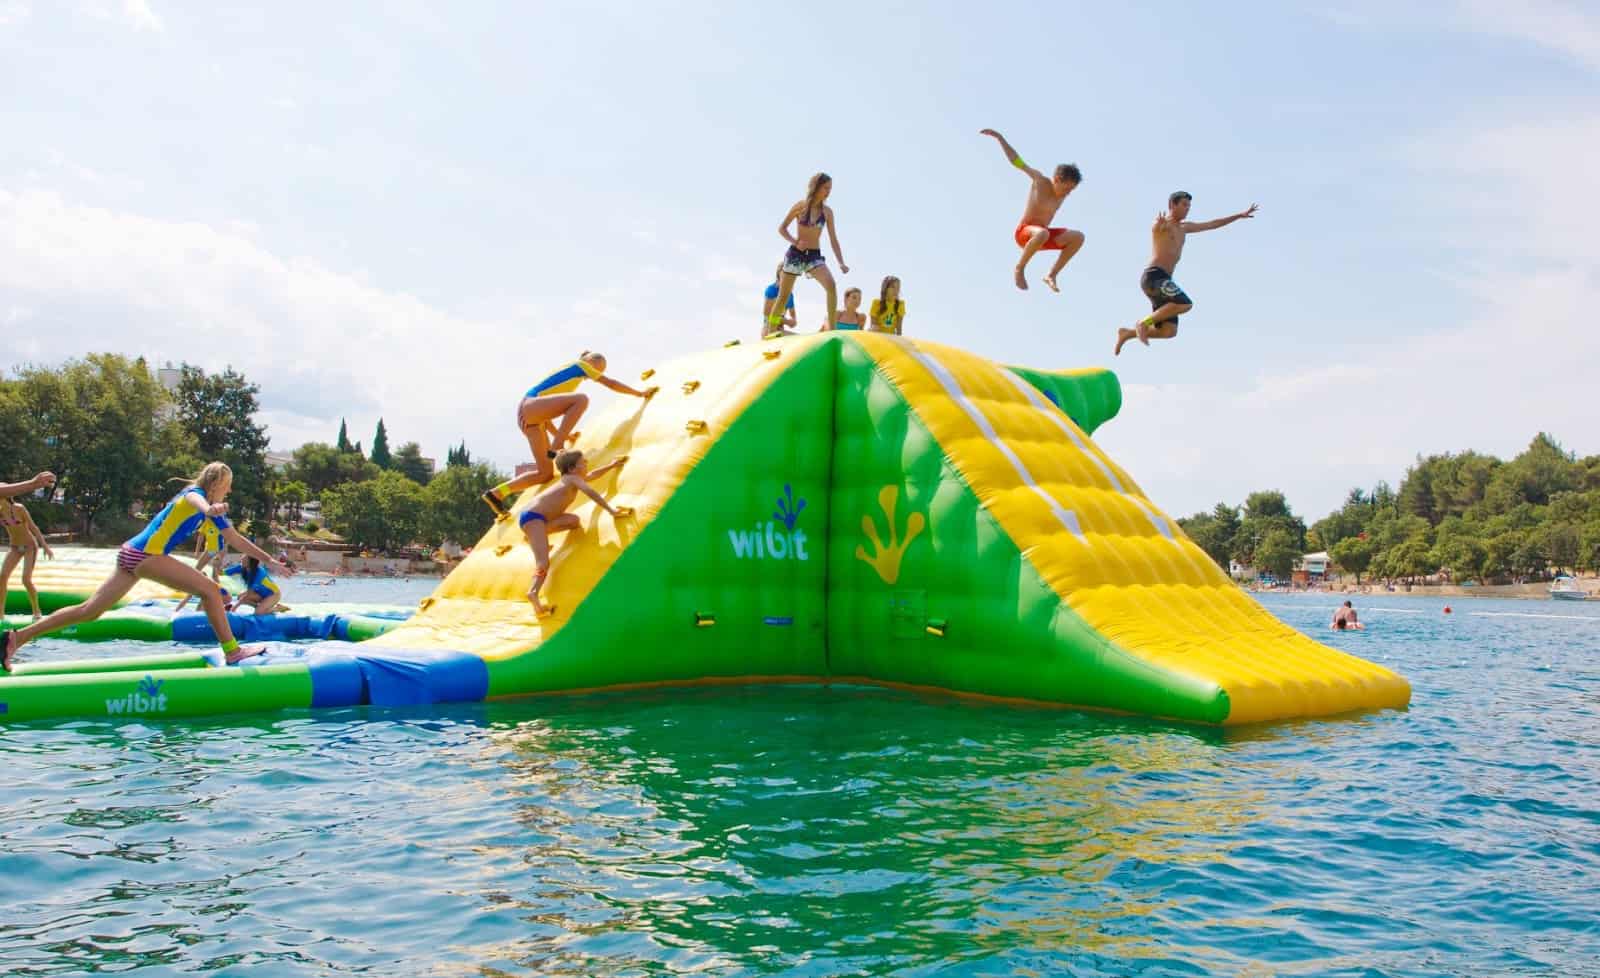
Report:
1012,157,1026,170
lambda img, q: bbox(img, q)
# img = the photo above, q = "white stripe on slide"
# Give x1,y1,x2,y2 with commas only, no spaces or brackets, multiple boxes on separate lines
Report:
997,370,1178,544
907,346,1086,544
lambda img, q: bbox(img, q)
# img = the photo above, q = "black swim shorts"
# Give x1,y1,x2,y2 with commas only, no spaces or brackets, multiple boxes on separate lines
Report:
1140,265,1192,325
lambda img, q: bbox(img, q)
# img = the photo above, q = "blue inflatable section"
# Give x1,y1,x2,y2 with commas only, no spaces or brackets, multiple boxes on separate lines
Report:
169,611,400,643
300,647,489,708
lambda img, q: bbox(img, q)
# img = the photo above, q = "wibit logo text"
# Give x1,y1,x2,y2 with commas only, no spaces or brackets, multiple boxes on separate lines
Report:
729,484,810,561
105,675,168,715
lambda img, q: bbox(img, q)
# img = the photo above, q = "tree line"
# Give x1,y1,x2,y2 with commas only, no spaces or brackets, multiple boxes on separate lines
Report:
1178,434,1600,583
1,354,504,552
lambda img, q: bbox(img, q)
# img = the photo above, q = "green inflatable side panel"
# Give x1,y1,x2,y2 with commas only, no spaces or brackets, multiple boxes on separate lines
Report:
0,664,312,723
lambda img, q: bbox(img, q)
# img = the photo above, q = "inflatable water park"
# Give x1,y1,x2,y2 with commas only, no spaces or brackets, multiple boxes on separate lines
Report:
1,333,1411,726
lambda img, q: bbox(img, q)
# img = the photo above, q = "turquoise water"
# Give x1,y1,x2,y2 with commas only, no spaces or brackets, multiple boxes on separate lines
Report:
3,584,1597,976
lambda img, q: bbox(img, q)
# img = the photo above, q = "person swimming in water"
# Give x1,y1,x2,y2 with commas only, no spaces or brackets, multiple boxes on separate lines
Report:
829,287,866,331
2,463,291,670
979,129,1083,293
1331,600,1364,631
762,263,799,338
1,495,54,620
480,352,657,518
767,173,850,333
518,449,629,617
868,276,907,335
1115,192,1258,356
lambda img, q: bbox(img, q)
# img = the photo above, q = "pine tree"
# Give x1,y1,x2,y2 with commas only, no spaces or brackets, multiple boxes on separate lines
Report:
446,442,472,468
337,418,352,454
370,419,392,469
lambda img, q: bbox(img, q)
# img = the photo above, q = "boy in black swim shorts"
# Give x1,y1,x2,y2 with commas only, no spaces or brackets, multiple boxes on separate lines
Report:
1116,191,1257,356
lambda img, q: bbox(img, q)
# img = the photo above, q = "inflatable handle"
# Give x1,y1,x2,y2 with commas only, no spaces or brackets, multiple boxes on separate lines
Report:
640,368,655,380
724,339,742,348
925,618,948,638
681,380,701,395
763,350,781,360
685,420,708,434
694,612,716,628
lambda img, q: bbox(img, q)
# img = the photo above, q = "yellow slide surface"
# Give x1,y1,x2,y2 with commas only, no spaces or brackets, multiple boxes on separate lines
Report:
858,334,1410,724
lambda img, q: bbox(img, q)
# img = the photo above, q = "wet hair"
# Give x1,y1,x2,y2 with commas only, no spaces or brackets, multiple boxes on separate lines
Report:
554,450,584,475
1333,619,1347,630
172,461,232,496
244,555,260,577
1169,190,1193,206
1055,164,1082,184
1343,600,1353,608
878,275,901,319
804,172,831,223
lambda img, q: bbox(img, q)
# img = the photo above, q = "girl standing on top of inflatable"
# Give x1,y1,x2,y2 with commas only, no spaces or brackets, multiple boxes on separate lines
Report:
869,276,907,335
1,494,54,621
2,462,293,671
480,352,658,519
767,173,850,334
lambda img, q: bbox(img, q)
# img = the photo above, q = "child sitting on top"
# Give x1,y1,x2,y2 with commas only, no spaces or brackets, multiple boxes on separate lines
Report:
829,287,866,331
519,449,630,617
869,276,907,334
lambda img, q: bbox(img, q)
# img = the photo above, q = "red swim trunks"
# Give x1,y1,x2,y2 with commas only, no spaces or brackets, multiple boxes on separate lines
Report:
1014,223,1076,250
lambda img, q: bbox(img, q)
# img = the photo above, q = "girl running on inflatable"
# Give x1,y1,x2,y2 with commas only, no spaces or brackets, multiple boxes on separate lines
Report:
767,173,850,334
2,462,292,671
481,352,657,518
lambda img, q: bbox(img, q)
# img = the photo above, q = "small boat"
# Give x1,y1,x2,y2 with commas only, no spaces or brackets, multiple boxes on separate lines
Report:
1549,576,1590,601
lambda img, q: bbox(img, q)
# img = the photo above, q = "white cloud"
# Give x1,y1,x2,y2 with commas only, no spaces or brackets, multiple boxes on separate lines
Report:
0,1,29,28
121,0,160,32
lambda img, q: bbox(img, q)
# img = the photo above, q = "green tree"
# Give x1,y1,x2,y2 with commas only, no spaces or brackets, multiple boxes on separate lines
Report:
446,442,472,468
321,470,424,551
1545,523,1581,574
287,442,380,495
1255,527,1299,579
1330,536,1374,584
275,479,309,525
337,418,353,454
1382,538,1434,582
392,441,433,485
420,462,505,546
172,365,271,520
370,419,392,469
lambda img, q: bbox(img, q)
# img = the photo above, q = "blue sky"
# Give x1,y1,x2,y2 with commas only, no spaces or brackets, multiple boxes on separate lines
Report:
2,1,1595,521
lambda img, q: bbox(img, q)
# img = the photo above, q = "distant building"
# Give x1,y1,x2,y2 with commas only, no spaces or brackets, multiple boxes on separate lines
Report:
264,451,294,472
1293,551,1331,585
1230,560,1257,581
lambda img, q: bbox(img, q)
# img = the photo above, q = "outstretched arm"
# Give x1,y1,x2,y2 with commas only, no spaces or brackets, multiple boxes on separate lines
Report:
1183,203,1258,233
575,480,619,517
588,456,627,481
824,207,848,274
597,375,654,398
979,129,1046,182
0,472,55,498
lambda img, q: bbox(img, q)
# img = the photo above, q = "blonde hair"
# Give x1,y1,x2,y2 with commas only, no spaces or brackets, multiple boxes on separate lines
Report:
580,350,607,372
172,461,232,495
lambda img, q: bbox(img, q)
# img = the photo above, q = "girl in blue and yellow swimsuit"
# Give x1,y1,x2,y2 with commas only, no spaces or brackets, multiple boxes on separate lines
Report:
480,352,658,518
2,462,293,671
226,556,285,615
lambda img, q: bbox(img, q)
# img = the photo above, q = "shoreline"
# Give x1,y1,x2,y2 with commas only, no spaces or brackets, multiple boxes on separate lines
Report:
1251,579,1595,602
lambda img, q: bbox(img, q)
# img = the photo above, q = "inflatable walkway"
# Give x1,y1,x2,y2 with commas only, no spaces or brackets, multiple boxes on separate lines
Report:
1,334,1410,725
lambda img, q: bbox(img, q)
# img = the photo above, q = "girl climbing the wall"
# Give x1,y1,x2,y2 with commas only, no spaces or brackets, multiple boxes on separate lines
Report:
829,288,866,331
767,173,850,333
481,352,657,519
1,495,54,621
2,463,293,671
518,450,630,617
869,276,907,335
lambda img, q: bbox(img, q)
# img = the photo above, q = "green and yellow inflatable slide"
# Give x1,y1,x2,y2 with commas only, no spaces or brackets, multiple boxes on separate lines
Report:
1,334,1409,726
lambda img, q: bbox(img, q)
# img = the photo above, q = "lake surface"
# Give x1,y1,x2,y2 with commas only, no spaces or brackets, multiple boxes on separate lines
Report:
3,584,1596,976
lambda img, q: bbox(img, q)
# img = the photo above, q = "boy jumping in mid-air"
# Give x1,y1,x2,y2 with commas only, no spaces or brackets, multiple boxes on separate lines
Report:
519,449,630,617
1116,192,1258,356
481,352,656,518
979,128,1083,293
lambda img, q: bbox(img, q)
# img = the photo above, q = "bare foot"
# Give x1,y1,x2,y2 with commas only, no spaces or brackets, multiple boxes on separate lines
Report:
1137,320,1151,346
1041,274,1060,294
527,590,553,617
1115,327,1138,357
1013,266,1028,290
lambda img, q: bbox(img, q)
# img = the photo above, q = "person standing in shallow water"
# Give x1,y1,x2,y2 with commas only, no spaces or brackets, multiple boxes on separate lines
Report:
1116,191,1258,356
979,128,1084,293
767,173,849,333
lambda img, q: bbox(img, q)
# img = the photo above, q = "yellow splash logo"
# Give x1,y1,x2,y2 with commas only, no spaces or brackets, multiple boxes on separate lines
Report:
856,486,925,585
